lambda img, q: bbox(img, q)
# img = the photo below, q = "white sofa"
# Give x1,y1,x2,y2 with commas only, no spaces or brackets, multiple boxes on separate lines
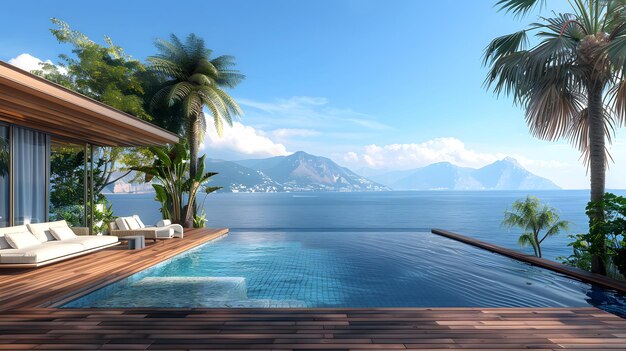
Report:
108,215,184,240
0,220,119,268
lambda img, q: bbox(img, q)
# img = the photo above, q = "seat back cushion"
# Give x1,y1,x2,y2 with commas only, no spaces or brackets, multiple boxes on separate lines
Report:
50,226,78,241
133,215,146,228
5,232,41,249
27,220,70,242
115,217,130,230
125,216,141,230
0,225,29,250
157,219,172,227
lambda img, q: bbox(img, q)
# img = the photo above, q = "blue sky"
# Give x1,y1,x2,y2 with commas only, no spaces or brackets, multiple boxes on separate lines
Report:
2,0,625,189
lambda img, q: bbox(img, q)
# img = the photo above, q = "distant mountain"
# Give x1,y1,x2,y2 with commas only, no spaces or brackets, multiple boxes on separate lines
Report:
204,159,282,193
233,151,388,192
369,157,560,190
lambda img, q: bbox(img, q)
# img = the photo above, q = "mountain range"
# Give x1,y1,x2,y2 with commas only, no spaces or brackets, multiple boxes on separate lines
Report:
209,151,389,192
365,157,560,190
105,152,560,193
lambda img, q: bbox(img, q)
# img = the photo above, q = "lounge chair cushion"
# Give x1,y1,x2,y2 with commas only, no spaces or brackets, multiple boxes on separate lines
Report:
61,235,119,250
115,217,130,230
157,219,172,227
50,226,77,241
27,220,70,242
133,215,146,228
0,235,119,264
125,216,142,230
0,241,85,264
0,225,29,249
4,232,41,249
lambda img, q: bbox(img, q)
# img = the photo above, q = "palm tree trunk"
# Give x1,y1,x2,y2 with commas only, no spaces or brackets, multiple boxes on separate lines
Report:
588,83,607,275
189,117,199,179
534,232,542,258
185,115,200,228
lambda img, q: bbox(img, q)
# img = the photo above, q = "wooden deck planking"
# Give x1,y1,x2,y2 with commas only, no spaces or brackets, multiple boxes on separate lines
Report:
0,228,625,349
0,308,626,349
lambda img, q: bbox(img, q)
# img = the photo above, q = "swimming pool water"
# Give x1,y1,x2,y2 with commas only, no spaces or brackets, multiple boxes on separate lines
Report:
64,231,626,316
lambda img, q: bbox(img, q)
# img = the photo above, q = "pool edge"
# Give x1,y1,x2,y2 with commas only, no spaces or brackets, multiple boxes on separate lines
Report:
431,228,626,294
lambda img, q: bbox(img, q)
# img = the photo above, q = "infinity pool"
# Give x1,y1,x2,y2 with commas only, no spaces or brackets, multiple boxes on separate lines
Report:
63,231,626,315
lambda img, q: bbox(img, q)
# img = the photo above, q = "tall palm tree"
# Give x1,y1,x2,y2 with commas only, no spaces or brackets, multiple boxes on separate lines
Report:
484,0,626,274
147,34,244,179
503,196,570,258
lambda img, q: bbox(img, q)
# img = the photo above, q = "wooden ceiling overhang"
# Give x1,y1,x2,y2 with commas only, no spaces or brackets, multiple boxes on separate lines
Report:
0,60,179,146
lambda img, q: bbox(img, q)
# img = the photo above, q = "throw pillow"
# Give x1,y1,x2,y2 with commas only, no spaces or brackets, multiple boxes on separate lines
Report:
50,226,78,241
5,232,41,249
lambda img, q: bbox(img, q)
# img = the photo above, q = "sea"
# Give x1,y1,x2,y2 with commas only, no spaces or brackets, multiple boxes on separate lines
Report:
107,190,626,261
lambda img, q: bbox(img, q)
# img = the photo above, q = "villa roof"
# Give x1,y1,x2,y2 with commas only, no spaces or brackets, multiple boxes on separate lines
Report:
0,60,179,146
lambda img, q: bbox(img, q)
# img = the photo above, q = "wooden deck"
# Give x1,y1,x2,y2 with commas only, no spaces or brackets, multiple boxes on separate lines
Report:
1,228,626,350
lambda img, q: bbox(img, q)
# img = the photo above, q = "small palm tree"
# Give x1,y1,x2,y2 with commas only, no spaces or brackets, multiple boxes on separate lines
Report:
503,196,570,258
147,34,244,178
484,0,626,274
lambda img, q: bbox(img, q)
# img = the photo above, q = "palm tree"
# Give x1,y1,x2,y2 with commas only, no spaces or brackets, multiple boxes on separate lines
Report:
503,196,570,258
147,34,244,179
484,0,626,274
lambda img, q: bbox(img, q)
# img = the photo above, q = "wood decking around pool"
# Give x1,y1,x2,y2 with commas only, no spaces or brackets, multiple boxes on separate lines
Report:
1,228,626,350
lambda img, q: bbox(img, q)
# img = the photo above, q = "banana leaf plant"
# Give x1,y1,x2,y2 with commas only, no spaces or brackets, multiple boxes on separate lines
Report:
132,139,219,227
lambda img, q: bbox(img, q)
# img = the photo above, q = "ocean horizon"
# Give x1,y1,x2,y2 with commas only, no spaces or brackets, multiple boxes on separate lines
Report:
107,189,626,261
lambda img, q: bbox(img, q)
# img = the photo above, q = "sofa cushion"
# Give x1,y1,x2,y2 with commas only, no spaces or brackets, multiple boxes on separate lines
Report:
63,235,118,250
115,217,130,230
50,226,77,241
27,220,70,242
133,215,146,228
125,216,141,230
0,241,85,264
5,232,43,249
0,225,29,250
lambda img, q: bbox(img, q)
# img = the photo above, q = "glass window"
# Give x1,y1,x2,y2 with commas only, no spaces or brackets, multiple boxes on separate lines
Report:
13,127,50,225
49,142,86,226
0,125,8,228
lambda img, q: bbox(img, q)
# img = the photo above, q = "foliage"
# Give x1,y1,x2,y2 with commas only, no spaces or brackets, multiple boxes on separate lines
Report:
33,20,154,187
502,196,570,257
193,185,222,228
48,146,116,233
561,193,626,277
132,140,220,227
485,0,626,274
147,33,244,178
0,137,8,177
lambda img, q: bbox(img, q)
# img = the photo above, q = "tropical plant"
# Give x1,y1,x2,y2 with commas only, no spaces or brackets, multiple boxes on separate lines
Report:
132,140,219,227
484,0,626,274
34,19,155,215
147,34,244,179
193,185,222,228
561,193,626,278
503,196,570,257
0,137,8,177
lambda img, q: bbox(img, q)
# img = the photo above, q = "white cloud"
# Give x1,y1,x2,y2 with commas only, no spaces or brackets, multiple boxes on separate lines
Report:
344,137,508,170
272,128,319,138
202,119,289,158
8,53,53,72
238,96,391,131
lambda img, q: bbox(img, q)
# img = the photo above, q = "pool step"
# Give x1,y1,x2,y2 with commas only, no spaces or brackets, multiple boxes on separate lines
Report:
75,276,308,308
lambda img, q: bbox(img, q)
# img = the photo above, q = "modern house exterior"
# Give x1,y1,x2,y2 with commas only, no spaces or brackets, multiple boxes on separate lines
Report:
0,60,178,230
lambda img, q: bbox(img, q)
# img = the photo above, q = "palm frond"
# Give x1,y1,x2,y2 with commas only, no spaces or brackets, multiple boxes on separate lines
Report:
484,31,529,65
496,0,545,16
